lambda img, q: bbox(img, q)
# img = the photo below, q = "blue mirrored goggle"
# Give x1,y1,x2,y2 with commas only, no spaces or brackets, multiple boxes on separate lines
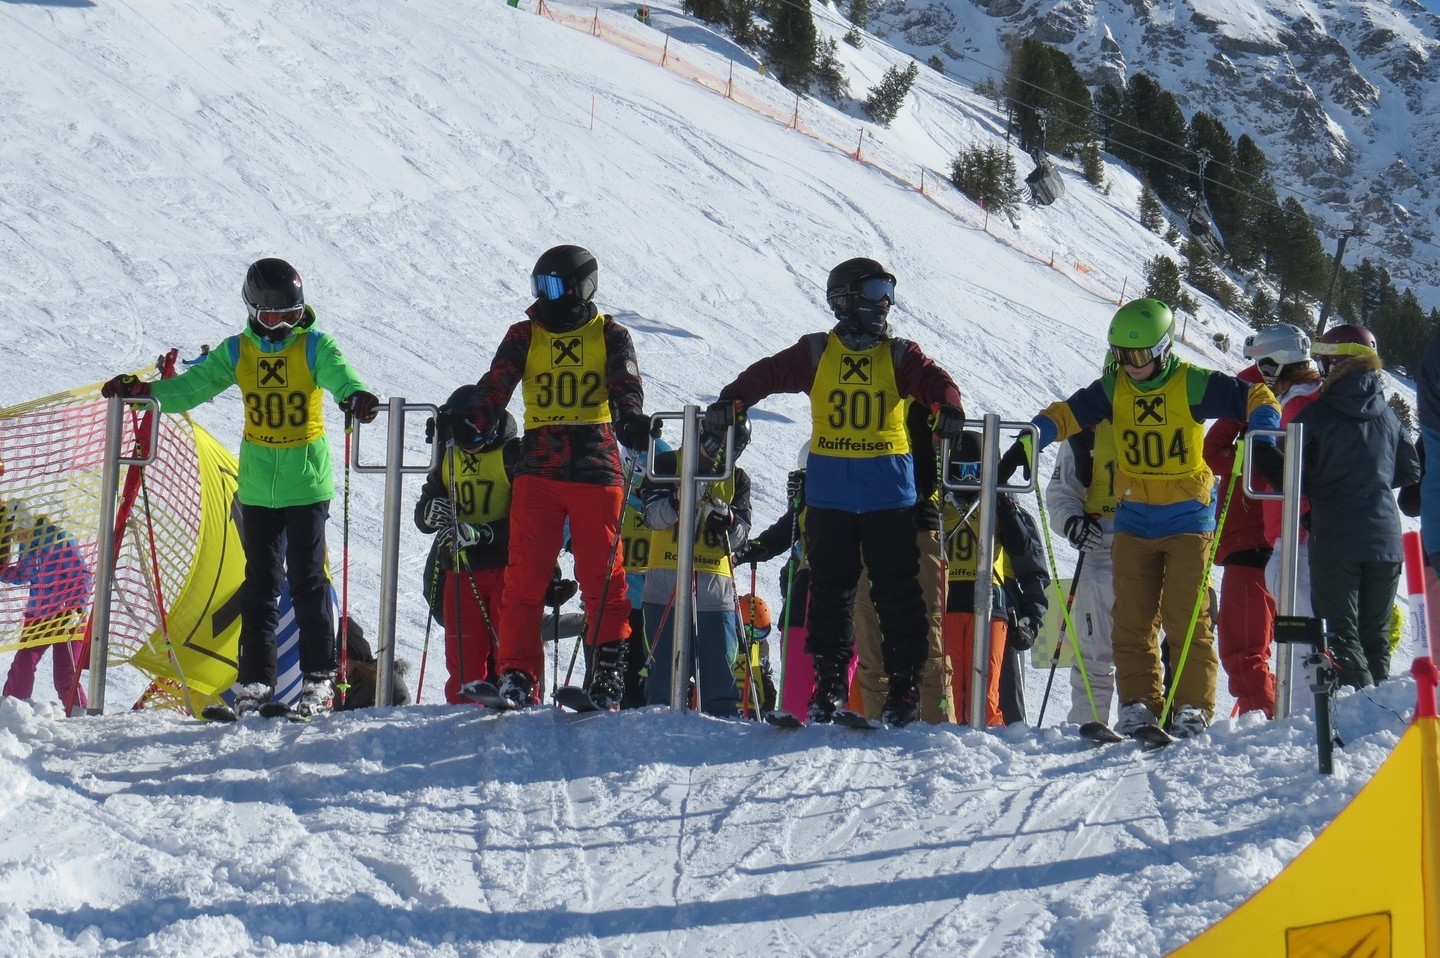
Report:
531,273,569,301
951,460,980,483
744,623,772,640
855,277,896,304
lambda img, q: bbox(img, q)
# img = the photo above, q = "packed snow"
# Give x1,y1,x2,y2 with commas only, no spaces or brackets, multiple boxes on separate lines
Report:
0,0,1428,954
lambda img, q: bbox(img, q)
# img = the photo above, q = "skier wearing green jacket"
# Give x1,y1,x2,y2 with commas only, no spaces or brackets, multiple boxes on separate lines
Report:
102,257,379,718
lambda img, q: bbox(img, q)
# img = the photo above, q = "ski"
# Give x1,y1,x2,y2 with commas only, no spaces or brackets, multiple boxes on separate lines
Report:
763,709,804,729
258,701,310,722
832,709,883,730
553,685,603,713
1128,723,1174,750
200,704,238,723
459,680,522,711
1078,721,1125,744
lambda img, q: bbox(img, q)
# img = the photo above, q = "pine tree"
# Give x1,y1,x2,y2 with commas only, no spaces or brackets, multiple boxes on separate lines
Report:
1226,136,1272,272
815,37,850,102
950,142,1020,215
843,0,866,48
725,0,762,49
1388,394,1416,436
1079,140,1105,188
682,0,726,23
1247,288,1274,329
863,61,919,127
766,1,817,92
1003,38,1092,157
1143,255,1184,307
1139,184,1165,233
1118,75,1189,207
1266,197,1328,311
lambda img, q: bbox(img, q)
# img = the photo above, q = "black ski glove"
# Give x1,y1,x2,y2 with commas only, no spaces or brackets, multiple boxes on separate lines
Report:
931,404,967,440
704,399,743,432
616,411,660,451
1063,514,1103,552
1008,615,1040,652
101,374,150,399
343,390,381,424
997,436,1033,484
786,469,806,504
420,497,455,532
545,566,578,607
733,539,767,565
1252,441,1285,491
702,498,736,536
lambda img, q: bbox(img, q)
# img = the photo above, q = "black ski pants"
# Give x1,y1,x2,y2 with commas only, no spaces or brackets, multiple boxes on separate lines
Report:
237,501,336,686
804,505,927,674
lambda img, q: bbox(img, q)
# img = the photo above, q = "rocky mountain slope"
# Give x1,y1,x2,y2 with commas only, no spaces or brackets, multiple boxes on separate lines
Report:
876,0,1440,305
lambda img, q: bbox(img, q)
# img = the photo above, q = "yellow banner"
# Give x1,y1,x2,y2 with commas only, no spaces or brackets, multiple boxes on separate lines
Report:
127,427,244,696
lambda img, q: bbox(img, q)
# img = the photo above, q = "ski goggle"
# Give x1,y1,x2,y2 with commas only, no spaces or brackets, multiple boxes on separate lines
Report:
854,277,896,304
1111,345,1161,368
530,273,569,301
744,623,772,640
252,304,305,330
950,460,981,483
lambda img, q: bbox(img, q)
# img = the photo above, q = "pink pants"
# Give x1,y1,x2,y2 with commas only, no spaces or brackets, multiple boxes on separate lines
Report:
4,639,87,711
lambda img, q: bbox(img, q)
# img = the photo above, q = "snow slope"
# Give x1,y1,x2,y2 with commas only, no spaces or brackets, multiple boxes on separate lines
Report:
0,0,1427,954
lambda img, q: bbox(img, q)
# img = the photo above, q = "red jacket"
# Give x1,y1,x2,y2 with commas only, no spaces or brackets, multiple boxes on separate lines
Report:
1202,364,1270,565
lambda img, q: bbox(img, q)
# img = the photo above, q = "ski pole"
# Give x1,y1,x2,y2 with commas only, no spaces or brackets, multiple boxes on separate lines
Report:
445,444,469,693
565,450,642,685
1160,444,1243,726
1031,486,1097,722
776,486,804,710
415,598,435,704
339,409,354,706
1036,549,1086,727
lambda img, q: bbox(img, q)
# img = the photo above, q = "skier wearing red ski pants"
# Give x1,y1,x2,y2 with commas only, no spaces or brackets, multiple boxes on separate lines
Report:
461,245,654,709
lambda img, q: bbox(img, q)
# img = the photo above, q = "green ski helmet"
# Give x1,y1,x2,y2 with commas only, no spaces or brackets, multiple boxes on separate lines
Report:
1107,298,1174,376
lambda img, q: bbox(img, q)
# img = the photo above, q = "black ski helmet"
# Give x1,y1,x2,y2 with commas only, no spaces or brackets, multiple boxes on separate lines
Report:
531,244,599,303
242,258,304,340
826,257,896,336
441,384,487,450
242,257,303,315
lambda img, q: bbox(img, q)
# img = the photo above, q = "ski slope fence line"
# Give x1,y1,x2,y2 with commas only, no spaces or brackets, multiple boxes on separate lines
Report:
530,0,1133,308
0,379,240,713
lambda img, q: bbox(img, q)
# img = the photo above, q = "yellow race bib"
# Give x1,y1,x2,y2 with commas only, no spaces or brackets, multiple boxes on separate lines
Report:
808,333,908,458
522,316,611,428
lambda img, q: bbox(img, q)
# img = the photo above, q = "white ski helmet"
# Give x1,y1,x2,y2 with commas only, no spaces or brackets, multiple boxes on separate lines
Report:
1243,323,1311,385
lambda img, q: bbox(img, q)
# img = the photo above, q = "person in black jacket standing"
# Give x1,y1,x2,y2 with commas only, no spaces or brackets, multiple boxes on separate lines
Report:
1298,324,1420,688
